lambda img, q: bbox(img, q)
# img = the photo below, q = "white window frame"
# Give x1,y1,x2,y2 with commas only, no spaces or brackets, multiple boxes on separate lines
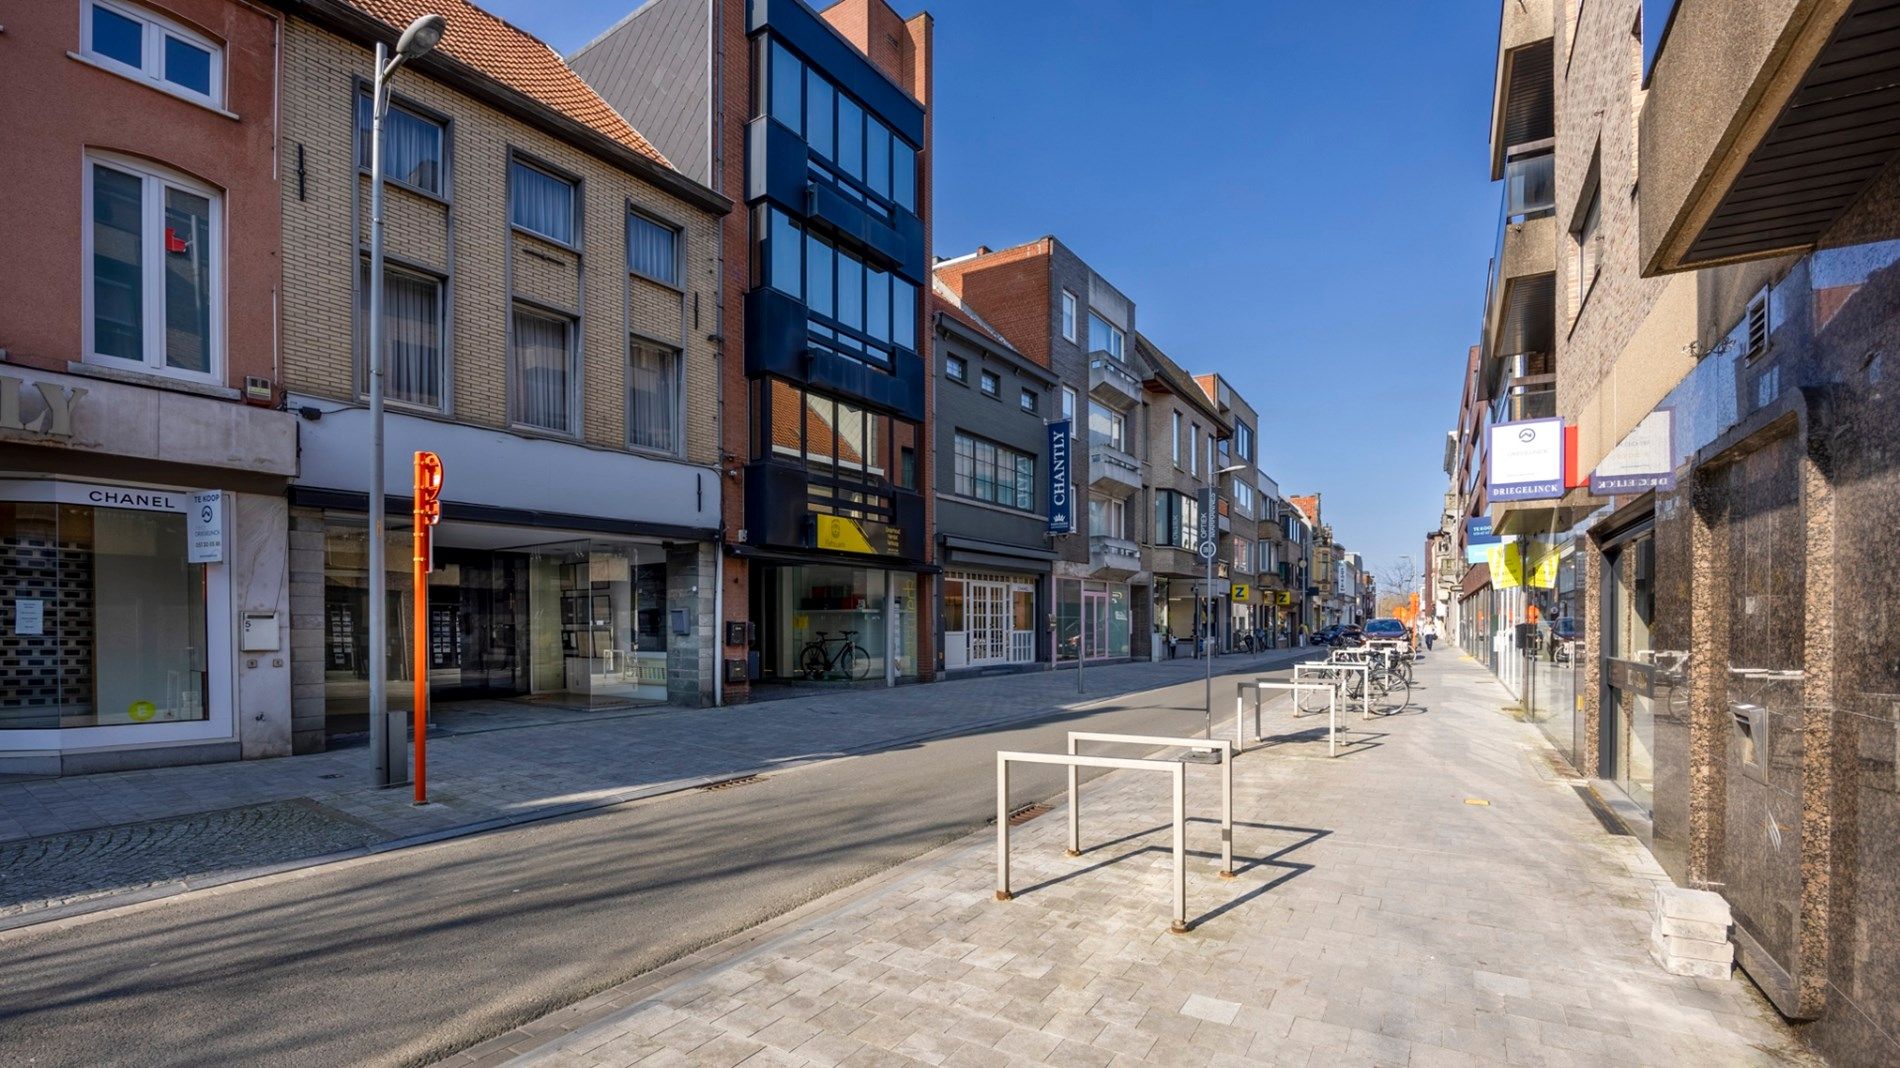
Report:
1171,411,1182,466
1061,289,1078,342
1091,495,1126,539
80,0,225,110
1087,311,1124,359
82,151,224,384
979,369,1000,398
508,154,579,248
1062,386,1078,436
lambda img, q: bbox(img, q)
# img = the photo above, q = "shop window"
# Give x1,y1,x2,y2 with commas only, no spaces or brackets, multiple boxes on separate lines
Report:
0,500,208,729
86,155,221,381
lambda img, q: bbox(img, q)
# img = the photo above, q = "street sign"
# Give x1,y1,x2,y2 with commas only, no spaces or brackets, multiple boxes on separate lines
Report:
1198,540,1216,559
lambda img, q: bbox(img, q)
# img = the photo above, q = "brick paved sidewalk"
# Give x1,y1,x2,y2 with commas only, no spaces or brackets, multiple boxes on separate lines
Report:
0,649,1306,924
463,652,1814,1068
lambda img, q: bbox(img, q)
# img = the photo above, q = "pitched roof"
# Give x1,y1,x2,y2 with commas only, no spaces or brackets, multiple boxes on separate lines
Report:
930,278,1018,352
345,0,671,168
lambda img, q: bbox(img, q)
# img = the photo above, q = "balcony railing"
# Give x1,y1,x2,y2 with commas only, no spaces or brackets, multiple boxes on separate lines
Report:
1088,356,1142,408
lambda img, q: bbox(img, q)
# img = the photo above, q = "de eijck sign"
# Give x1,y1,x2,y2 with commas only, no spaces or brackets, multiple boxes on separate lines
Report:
1488,417,1565,501
1046,420,1073,533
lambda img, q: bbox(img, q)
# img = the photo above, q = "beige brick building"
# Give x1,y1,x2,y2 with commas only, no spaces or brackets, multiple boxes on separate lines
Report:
272,0,731,753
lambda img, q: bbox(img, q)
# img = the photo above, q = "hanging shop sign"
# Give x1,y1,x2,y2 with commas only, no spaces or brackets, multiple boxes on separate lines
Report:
1590,408,1677,495
1488,418,1565,501
1046,420,1073,533
1231,583,1252,603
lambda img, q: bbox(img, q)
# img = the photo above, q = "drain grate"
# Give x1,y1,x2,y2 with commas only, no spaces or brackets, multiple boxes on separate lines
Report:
699,774,766,792
989,803,1051,826
1573,784,1633,837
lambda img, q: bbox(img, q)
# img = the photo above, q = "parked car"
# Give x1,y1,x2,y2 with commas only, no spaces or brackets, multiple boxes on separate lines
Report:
1314,625,1344,645
1363,618,1412,646
1552,617,1583,663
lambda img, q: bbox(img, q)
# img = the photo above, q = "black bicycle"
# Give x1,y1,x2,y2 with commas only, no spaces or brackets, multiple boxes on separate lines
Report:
799,630,871,681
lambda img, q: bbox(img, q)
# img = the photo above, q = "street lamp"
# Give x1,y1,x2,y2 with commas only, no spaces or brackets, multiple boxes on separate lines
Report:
366,12,446,788
1203,441,1250,739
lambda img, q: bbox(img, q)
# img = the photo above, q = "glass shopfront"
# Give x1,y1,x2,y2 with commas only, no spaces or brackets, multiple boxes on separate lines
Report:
1056,578,1131,661
758,562,920,683
942,571,1037,670
0,493,211,730
323,523,674,731
1602,524,1656,815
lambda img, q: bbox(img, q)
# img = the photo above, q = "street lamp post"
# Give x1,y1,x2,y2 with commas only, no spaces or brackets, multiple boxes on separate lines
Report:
1202,440,1250,739
366,12,446,788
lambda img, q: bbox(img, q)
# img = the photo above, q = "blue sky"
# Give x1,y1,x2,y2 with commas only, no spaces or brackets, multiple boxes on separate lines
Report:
492,0,1500,583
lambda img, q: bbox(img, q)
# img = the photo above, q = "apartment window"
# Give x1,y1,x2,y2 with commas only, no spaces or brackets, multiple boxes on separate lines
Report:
356,260,444,408
1090,497,1126,539
1190,423,1202,475
1061,290,1078,342
511,307,574,432
629,339,681,453
1234,480,1254,515
1020,389,1038,413
1235,422,1254,462
954,433,1034,510
979,370,1000,398
85,155,221,380
1153,490,1199,550
946,354,967,382
1233,537,1252,573
355,93,445,196
1061,386,1077,432
628,211,680,286
1087,312,1124,359
765,37,918,216
82,0,222,108
760,208,917,367
1571,163,1603,315
1171,411,1182,465
510,158,576,246
1089,401,1126,452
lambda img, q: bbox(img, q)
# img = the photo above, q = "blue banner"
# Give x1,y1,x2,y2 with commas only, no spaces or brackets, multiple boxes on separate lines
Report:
1047,420,1073,533
1466,517,1500,546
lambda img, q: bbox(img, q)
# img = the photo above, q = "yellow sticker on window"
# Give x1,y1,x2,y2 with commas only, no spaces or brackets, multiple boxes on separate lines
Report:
128,700,158,722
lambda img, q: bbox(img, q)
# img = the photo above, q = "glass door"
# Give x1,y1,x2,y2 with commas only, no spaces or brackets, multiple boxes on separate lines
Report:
1601,525,1656,815
1081,589,1109,661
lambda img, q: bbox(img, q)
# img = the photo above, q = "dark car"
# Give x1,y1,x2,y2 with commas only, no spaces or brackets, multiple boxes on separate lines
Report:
1363,618,1411,645
1314,625,1344,645
1552,618,1582,642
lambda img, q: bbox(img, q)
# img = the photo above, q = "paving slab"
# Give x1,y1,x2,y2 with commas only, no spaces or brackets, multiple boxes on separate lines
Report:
474,652,1817,1068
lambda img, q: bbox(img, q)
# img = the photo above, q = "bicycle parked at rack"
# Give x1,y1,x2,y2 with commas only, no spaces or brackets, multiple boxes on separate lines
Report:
799,630,871,681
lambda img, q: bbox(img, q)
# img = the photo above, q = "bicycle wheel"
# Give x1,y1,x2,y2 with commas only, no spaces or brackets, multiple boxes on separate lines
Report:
845,644,873,681
800,644,828,680
1296,680,1333,715
1386,670,1413,711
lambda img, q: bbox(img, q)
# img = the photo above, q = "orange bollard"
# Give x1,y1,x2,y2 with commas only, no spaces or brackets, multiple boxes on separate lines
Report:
412,451,444,805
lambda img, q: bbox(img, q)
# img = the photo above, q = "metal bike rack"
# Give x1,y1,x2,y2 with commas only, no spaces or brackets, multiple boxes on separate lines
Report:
995,733,1235,933
1294,661,1372,720
1235,679,1342,757
1065,732,1233,878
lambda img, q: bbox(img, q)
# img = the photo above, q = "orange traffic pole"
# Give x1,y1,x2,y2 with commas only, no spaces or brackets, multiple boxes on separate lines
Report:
412,509,428,805
412,451,443,806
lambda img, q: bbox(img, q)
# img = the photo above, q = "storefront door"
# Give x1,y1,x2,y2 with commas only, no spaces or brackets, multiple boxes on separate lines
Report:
1082,588,1109,660
1601,523,1656,816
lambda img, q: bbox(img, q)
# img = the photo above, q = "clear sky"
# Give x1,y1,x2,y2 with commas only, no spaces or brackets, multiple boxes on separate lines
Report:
489,0,1501,585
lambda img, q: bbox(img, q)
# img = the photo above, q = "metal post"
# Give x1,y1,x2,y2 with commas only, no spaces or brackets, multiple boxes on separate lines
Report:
1065,735,1080,857
366,41,403,788
995,753,1011,901
1218,744,1234,879
1075,578,1085,694
1170,761,1188,933
1203,438,1215,739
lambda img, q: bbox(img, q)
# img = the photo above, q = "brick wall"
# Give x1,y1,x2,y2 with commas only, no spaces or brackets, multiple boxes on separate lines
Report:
279,20,721,467
935,241,1054,366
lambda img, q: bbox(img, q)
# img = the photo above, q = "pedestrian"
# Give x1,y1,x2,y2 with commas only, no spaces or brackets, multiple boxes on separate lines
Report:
1423,617,1437,651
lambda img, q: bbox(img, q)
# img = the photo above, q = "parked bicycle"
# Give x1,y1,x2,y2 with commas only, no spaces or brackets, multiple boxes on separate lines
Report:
799,630,871,681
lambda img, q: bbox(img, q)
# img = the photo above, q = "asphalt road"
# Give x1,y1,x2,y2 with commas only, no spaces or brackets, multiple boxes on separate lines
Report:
2,661,1294,1067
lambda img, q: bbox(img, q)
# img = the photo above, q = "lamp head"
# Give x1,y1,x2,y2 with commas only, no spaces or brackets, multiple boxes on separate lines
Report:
395,13,446,60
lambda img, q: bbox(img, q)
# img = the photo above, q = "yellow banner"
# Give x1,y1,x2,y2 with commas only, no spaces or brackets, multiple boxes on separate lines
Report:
814,514,875,554
1526,543,1559,589
1489,543,1524,589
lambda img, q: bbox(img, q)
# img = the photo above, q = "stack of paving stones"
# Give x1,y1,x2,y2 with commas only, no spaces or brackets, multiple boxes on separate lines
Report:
1651,886,1735,979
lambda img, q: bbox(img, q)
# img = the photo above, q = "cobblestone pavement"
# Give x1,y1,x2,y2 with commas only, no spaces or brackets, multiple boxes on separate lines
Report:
460,652,1816,1068
0,650,1307,924
0,799,380,918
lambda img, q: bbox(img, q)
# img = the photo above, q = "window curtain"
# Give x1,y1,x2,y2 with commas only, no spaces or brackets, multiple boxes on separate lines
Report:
629,341,679,451
511,160,574,244
361,264,443,408
513,310,571,431
628,214,678,284
357,96,443,194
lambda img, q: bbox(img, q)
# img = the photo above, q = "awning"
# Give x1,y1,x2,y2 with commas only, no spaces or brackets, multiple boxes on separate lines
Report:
1461,563,1493,600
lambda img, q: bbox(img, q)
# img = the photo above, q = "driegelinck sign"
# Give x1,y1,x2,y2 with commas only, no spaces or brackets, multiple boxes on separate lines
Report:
1590,408,1676,495
1488,417,1564,501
